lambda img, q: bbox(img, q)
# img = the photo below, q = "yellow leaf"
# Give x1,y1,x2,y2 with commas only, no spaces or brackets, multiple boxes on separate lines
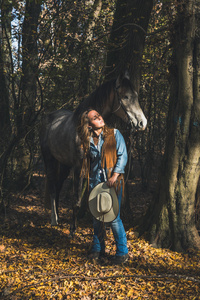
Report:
127,289,135,297
0,245,5,252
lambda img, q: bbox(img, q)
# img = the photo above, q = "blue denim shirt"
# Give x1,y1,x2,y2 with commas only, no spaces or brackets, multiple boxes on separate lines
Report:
89,129,128,189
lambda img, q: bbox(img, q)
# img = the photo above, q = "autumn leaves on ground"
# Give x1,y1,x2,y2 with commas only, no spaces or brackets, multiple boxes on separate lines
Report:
0,174,200,299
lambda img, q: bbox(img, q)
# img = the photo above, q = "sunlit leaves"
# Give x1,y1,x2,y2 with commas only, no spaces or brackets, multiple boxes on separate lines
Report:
37,0,116,110
0,187,200,299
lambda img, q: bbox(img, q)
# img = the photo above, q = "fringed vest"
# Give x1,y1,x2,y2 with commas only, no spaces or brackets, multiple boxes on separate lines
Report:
101,128,124,197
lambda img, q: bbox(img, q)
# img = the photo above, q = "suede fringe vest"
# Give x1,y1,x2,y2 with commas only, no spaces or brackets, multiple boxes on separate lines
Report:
101,128,124,197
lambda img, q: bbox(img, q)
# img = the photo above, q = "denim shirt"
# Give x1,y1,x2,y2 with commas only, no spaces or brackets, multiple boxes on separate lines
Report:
89,129,128,190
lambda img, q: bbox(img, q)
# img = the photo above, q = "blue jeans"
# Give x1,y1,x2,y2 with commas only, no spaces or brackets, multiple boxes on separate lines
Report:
91,187,128,256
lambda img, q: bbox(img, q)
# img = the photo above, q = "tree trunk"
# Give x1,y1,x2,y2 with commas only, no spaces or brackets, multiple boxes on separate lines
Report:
105,0,153,212
0,0,12,135
106,0,153,91
19,0,41,130
139,1,200,251
0,0,12,206
14,0,41,185
78,0,103,97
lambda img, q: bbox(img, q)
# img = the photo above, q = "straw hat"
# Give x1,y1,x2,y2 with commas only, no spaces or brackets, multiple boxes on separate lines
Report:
88,182,119,222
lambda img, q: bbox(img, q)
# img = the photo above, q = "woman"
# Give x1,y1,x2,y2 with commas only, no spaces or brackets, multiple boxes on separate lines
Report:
78,109,129,264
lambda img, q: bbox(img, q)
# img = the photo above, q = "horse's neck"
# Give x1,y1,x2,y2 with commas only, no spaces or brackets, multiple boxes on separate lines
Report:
72,98,91,125
73,81,115,124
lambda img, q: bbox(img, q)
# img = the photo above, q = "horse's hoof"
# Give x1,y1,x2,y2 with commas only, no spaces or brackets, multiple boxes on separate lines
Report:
69,225,76,238
69,233,74,239
51,220,58,226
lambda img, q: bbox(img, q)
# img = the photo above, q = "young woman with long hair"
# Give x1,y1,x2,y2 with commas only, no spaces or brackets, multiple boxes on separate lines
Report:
78,109,128,264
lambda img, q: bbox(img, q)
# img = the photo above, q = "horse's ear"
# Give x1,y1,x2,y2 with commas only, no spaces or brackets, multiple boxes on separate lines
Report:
116,72,124,88
116,74,122,89
116,70,130,88
124,70,130,80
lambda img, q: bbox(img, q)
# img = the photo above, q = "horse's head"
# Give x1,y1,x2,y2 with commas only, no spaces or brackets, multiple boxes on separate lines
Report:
112,72,147,130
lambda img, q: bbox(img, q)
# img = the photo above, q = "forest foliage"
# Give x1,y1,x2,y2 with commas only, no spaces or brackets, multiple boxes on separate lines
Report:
0,0,171,197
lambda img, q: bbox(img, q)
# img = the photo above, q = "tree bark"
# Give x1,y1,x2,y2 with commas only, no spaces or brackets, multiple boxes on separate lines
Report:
19,0,41,130
0,0,12,135
14,0,41,185
106,0,153,91
139,1,200,251
0,0,12,205
78,0,103,97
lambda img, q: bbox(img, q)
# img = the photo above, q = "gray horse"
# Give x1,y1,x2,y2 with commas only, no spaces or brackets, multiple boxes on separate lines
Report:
40,72,147,233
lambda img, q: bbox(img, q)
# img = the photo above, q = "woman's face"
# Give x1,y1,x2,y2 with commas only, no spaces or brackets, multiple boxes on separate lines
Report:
87,110,105,130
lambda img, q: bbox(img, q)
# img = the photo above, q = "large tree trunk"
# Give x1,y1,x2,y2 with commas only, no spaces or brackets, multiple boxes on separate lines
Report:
106,0,153,91
78,0,103,97
139,1,200,251
19,0,41,130
14,0,41,185
0,0,12,136
105,0,153,212
0,0,12,205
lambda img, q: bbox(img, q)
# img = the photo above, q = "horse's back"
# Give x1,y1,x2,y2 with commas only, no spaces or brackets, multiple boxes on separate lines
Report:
40,109,72,141
40,109,81,167
41,109,72,127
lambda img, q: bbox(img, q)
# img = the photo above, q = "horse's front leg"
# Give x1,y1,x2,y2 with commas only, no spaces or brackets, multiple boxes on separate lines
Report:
70,203,78,237
50,188,59,226
46,179,58,226
70,171,83,236
51,201,58,225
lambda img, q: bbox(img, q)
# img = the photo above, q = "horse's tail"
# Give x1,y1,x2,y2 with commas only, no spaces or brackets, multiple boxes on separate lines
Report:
44,177,51,209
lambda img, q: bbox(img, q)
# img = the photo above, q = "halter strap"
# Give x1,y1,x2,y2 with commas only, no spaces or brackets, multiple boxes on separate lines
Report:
113,85,134,128
112,86,122,113
112,102,121,114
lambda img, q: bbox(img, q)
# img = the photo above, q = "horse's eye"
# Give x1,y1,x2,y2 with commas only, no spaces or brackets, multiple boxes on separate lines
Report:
124,96,129,100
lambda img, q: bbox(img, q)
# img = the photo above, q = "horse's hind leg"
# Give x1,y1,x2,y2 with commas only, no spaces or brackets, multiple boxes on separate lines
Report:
55,164,70,221
44,184,57,225
43,157,61,225
44,155,70,226
46,170,59,226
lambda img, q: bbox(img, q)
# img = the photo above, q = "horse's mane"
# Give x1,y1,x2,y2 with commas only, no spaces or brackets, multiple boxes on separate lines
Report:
73,79,116,121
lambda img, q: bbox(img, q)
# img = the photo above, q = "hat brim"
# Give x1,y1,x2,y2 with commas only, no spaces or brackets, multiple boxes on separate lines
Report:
88,182,119,222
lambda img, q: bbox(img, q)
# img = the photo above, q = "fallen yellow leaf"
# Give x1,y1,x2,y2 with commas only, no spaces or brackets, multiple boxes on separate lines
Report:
127,288,135,297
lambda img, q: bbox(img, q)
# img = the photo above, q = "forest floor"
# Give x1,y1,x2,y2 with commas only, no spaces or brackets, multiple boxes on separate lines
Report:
0,171,200,299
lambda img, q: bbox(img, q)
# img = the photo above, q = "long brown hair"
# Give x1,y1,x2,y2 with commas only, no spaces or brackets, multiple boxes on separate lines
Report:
77,108,113,177
77,109,108,178
77,109,92,157
77,109,94,178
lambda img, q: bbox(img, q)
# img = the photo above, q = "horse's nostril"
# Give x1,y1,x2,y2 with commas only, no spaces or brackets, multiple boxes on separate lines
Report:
139,121,143,128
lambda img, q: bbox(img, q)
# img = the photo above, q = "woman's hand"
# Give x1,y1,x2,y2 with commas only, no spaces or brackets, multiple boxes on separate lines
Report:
107,172,120,187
